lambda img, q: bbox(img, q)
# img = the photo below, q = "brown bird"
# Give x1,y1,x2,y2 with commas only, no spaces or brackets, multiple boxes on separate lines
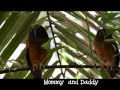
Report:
94,29,119,78
26,25,49,79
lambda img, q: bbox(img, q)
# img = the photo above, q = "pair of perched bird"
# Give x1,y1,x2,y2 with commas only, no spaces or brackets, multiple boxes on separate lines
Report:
26,25,119,79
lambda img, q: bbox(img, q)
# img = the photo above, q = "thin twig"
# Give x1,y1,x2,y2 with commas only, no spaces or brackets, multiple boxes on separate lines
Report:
0,65,120,74
46,11,64,77
0,67,30,74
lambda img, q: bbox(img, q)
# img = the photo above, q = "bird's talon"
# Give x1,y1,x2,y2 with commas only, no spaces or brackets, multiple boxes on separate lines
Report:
33,64,39,71
39,63,43,70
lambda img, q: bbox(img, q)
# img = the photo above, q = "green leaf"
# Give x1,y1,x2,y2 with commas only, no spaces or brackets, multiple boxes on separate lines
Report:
43,61,58,79
50,11,67,22
41,36,57,50
66,68,78,79
54,73,61,79
100,68,110,79
77,68,94,79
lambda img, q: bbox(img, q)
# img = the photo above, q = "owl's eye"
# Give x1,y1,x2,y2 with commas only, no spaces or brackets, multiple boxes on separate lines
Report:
98,31,104,36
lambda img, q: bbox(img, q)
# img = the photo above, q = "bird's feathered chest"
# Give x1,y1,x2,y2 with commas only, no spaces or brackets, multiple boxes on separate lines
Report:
94,39,116,66
26,36,48,65
28,45,47,65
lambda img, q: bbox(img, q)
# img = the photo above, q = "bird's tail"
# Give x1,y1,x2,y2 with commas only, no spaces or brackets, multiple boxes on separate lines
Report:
31,69,42,79
107,67,119,78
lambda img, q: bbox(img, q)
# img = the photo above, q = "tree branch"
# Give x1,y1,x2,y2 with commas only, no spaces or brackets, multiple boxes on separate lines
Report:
0,65,120,74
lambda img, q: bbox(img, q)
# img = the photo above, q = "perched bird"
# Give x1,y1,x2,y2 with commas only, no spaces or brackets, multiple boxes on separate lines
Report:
26,25,49,79
94,29,119,78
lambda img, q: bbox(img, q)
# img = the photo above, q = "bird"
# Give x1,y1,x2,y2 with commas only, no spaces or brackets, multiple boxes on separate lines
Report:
94,29,119,78
26,25,49,79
